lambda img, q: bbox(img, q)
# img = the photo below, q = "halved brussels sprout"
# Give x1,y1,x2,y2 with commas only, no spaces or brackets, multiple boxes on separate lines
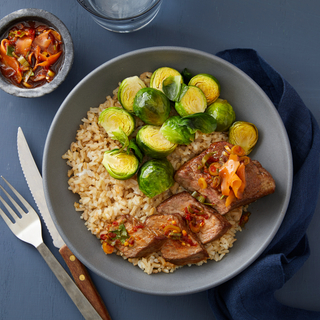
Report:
188,73,220,105
228,121,258,155
136,125,177,158
133,87,171,126
162,75,182,102
206,98,236,132
175,84,207,117
150,67,182,92
160,116,195,145
98,107,135,138
179,113,217,134
137,159,174,198
102,149,139,180
117,76,146,113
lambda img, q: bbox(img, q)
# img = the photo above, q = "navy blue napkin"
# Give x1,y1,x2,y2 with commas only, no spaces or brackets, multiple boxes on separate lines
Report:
208,49,320,319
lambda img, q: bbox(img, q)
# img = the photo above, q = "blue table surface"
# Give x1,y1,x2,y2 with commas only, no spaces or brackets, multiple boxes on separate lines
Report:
1,1,320,319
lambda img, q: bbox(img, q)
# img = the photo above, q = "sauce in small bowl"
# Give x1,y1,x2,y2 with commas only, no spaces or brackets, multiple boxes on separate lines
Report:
0,9,73,98
1,21,64,88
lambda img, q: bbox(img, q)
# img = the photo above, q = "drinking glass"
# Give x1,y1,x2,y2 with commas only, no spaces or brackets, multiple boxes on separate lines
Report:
77,0,162,33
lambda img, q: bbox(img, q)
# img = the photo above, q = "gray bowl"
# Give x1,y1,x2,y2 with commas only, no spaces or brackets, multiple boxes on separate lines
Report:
0,9,73,98
43,47,292,295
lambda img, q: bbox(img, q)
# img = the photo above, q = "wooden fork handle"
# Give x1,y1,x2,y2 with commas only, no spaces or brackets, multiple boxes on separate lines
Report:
59,245,112,320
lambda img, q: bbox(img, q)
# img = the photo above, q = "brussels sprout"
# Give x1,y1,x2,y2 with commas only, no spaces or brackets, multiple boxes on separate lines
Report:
98,107,135,138
175,84,207,117
136,125,177,158
206,98,236,132
150,67,182,92
137,159,174,198
133,87,171,126
162,75,182,102
228,121,258,155
102,149,139,180
160,116,195,145
117,76,146,113
188,73,220,105
179,113,217,134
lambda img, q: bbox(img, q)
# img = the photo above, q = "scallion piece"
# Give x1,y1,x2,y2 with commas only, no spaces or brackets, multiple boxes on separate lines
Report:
197,195,206,203
191,191,199,198
17,55,30,68
6,45,15,57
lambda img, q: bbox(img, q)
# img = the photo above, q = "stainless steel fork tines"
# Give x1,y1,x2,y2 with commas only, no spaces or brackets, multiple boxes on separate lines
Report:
0,176,43,247
0,177,102,320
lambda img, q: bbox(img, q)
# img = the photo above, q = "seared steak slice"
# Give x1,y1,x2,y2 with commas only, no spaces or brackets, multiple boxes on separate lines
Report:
113,216,166,258
157,191,231,244
174,141,276,215
145,213,208,266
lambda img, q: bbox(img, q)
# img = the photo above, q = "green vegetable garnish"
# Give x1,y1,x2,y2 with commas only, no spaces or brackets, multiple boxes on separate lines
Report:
109,224,129,244
6,45,15,57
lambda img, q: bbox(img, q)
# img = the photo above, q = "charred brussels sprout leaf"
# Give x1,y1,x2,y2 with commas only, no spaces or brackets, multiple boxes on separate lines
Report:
179,113,217,134
162,75,182,102
133,87,171,126
181,68,193,84
206,98,236,132
175,84,207,117
229,121,258,155
150,67,182,93
98,107,135,138
137,159,175,198
102,149,139,180
160,116,195,145
117,76,146,113
188,73,220,105
136,125,177,158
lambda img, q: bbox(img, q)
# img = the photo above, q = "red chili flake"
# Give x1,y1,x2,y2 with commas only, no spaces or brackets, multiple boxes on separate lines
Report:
109,232,117,238
112,221,119,226
100,234,108,240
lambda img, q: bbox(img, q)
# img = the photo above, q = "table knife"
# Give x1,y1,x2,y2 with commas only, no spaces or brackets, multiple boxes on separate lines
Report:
17,127,111,320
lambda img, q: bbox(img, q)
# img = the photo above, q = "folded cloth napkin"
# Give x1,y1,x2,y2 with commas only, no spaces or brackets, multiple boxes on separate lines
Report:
208,49,320,319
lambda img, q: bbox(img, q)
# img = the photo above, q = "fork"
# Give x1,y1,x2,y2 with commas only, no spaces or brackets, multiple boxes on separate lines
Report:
0,176,103,320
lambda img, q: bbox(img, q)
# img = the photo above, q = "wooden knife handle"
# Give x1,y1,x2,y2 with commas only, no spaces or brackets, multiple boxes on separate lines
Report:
59,245,112,320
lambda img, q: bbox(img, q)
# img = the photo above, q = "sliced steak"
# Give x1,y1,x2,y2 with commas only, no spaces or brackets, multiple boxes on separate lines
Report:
174,141,276,215
112,216,166,258
145,213,208,266
157,191,231,244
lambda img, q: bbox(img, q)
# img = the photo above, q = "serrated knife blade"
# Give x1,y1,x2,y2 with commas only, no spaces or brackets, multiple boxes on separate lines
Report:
17,127,111,320
17,127,64,248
